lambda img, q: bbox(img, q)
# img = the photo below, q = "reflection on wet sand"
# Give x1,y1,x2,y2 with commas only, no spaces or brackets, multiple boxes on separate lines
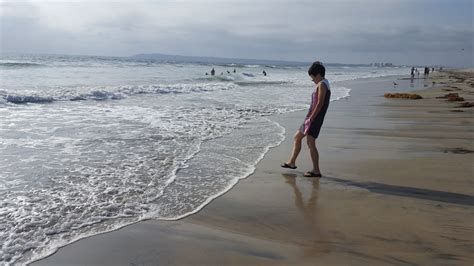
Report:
283,173,318,224
282,174,331,257
282,172,474,265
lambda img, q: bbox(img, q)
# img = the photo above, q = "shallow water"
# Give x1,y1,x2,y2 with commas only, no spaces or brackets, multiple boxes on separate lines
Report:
0,54,409,264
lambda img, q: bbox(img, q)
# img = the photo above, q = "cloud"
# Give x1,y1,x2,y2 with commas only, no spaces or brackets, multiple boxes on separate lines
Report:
1,0,472,66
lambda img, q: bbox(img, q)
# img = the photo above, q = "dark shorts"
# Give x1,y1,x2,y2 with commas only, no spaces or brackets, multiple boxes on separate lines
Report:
299,117,325,139
301,88,330,138
299,106,329,139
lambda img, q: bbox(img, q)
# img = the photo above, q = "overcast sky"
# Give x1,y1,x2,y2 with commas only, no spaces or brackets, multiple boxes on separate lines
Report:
1,0,473,66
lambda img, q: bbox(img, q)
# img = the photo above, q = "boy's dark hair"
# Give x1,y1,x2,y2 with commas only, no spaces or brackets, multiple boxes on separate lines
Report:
308,61,325,77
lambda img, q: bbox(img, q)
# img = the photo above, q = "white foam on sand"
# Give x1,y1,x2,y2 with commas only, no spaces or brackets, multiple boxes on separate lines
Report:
22,117,286,266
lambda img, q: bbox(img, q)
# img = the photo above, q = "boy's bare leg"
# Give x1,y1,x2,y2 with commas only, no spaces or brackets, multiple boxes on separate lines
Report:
287,130,305,167
306,135,320,173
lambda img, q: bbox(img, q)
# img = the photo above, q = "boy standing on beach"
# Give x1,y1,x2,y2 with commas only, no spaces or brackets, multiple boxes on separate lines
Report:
281,61,331,177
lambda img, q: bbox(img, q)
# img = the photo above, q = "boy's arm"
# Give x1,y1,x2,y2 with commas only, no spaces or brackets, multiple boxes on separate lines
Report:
307,82,327,121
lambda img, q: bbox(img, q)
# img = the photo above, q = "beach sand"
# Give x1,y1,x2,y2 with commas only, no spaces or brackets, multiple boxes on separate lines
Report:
32,70,474,265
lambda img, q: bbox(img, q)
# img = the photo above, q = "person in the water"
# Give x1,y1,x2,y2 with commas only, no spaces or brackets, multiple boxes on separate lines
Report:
281,61,331,177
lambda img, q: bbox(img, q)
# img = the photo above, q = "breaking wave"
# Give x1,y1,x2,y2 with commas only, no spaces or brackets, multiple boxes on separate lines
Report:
0,82,238,105
0,62,45,68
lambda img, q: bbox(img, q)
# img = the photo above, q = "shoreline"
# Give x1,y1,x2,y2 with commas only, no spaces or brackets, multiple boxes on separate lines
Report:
22,74,386,264
32,71,474,265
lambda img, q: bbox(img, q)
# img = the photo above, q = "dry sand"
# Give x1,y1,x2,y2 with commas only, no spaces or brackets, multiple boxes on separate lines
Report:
32,70,474,265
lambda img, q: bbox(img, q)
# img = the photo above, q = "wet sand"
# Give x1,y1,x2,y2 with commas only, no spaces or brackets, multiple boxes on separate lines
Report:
32,70,474,265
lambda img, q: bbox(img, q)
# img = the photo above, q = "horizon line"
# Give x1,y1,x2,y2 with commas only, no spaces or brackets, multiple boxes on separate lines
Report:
0,51,420,67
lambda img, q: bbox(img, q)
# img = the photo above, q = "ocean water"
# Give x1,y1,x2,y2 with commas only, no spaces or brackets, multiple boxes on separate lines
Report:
0,54,409,264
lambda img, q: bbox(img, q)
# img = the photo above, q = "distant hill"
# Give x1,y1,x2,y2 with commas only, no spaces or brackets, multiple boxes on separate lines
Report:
131,53,371,67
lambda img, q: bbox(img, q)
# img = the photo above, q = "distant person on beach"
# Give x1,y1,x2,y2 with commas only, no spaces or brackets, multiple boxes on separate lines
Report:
410,67,415,77
210,68,215,76
233,69,236,73
281,61,331,177
262,70,267,76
